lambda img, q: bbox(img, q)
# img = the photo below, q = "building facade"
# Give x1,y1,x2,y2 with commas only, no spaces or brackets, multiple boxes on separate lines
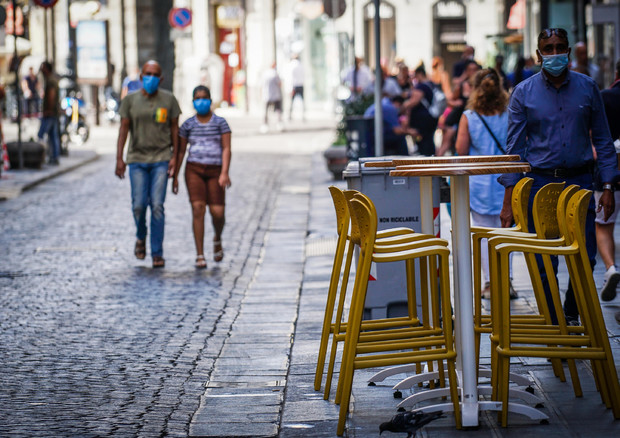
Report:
4,0,616,120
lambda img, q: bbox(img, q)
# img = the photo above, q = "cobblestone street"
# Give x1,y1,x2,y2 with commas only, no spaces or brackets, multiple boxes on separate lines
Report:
0,115,333,437
2,113,619,438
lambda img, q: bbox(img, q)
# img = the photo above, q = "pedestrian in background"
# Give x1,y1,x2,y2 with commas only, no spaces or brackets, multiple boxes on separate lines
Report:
595,58,620,306
493,54,510,91
288,55,305,121
507,56,534,89
121,66,142,99
404,65,438,156
363,95,415,156
452,45,475,80
38,61,61,165
571,41,600,86
430,56,453,101
173,86,231,269
394,61,412,97
499,28,617,325
21,66,40,118
261,63,283,133
437,60,480,156
343,56,373,97
455,68,516,298
115,60,181,268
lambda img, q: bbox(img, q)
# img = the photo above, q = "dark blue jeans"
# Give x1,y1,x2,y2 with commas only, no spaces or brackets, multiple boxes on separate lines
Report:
38,116,60,161
129,161,169,257
525,172,596,323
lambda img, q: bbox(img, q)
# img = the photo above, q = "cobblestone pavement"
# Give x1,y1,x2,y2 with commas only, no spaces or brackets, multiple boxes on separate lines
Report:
2,111,620,437
0,116,334,437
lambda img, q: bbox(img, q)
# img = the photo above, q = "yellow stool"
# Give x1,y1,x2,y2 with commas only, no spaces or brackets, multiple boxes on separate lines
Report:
315,187,437,397
327,190,446,401
490,189,620,426
335,194,460,436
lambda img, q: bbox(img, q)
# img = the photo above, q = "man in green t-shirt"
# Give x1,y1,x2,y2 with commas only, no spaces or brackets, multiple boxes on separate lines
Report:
115,60,181,268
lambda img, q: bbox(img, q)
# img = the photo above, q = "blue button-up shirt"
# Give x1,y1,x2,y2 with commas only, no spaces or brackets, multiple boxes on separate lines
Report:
363,97,400,129
499,69,617,187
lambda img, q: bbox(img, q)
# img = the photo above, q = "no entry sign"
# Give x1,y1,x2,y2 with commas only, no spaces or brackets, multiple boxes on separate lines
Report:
168,7,192,29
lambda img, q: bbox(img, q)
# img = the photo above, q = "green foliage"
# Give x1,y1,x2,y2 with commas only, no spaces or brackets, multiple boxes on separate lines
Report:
334,94,374,146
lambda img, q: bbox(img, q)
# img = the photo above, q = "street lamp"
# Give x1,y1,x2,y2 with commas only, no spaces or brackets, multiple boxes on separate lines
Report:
12,0,23,169
372,0,383,156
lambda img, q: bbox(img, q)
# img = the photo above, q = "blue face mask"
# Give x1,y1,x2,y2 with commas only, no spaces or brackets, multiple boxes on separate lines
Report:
142,75,160,95
193,98,212,115
540,53,569,77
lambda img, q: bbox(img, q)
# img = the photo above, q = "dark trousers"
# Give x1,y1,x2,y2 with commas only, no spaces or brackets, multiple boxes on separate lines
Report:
525,172,596,323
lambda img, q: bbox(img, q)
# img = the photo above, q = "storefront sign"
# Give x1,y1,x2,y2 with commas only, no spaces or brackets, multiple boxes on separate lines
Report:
76,20,109,85
216,6,242,28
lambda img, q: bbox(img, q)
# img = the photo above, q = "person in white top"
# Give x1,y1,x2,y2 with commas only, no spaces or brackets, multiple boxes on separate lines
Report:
262,63,283,131
343,57,373,96
288,55,305,121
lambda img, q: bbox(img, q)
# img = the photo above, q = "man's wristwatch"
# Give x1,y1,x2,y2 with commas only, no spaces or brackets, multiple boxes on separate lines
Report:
603,183,614,191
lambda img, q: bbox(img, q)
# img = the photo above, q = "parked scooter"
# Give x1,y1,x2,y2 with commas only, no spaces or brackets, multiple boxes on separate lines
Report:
59,89,89,153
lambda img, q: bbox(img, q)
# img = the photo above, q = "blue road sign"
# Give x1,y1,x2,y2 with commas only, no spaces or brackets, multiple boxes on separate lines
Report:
168,8,192,29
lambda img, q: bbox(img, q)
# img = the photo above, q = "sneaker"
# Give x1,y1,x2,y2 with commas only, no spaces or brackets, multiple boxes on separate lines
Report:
565,315,580,327
601,265,620,301
481,282,491,300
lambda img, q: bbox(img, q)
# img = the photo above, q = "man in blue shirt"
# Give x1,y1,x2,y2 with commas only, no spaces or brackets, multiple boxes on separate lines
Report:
364,96,417,155
499,28,617,324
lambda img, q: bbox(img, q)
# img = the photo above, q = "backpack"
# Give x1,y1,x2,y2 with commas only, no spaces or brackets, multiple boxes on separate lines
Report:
421,83,447,119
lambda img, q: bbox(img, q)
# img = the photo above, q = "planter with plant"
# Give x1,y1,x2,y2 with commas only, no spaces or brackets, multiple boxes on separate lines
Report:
323,93,374,179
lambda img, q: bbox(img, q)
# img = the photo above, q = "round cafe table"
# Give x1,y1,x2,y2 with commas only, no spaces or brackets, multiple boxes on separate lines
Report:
371,156,545,427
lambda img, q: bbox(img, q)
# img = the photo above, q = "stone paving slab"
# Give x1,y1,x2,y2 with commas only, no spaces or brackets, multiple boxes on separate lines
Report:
278,152,620,437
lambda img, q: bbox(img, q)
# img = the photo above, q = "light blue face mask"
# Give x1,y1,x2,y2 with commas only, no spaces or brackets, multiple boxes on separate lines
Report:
540,53,569,77
142,75,160,95
193,98,212,115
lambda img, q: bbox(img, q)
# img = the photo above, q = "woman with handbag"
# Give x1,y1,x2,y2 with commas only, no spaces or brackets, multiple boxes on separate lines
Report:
455,68,517,299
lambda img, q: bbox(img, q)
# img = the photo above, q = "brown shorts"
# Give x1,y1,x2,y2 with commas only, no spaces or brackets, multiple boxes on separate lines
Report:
185,161,225,205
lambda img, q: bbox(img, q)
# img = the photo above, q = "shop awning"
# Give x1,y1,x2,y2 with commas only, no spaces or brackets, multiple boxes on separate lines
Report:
507,0,525,30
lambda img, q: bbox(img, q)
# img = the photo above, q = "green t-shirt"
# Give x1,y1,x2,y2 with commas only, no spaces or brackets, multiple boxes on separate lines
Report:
119,89,181,164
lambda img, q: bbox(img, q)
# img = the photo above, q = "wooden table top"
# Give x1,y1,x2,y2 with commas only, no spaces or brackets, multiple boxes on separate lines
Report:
393,162,527,170
363,155,522,167
390,163,531,177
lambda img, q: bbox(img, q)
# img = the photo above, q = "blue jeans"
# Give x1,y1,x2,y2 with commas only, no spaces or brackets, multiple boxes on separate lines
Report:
525,172,596,323
129,161,169,257
38,116,60,161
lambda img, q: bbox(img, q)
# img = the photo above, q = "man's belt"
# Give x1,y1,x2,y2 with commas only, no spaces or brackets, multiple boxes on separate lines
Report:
529,162,594,178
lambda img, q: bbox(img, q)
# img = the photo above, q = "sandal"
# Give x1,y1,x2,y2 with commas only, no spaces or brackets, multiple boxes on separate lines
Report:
152,256,165,268
213,240,224,262
195,255,207,269
134,240,146,260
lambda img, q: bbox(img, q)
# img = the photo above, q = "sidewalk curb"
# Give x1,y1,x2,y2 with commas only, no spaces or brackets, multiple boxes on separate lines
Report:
0,150,99,200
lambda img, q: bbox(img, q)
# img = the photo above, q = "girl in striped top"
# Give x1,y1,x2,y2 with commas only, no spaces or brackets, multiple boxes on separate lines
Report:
173,86,231,269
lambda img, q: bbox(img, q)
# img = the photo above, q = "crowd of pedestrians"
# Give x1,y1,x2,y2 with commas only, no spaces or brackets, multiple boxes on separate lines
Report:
340,29,620,324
